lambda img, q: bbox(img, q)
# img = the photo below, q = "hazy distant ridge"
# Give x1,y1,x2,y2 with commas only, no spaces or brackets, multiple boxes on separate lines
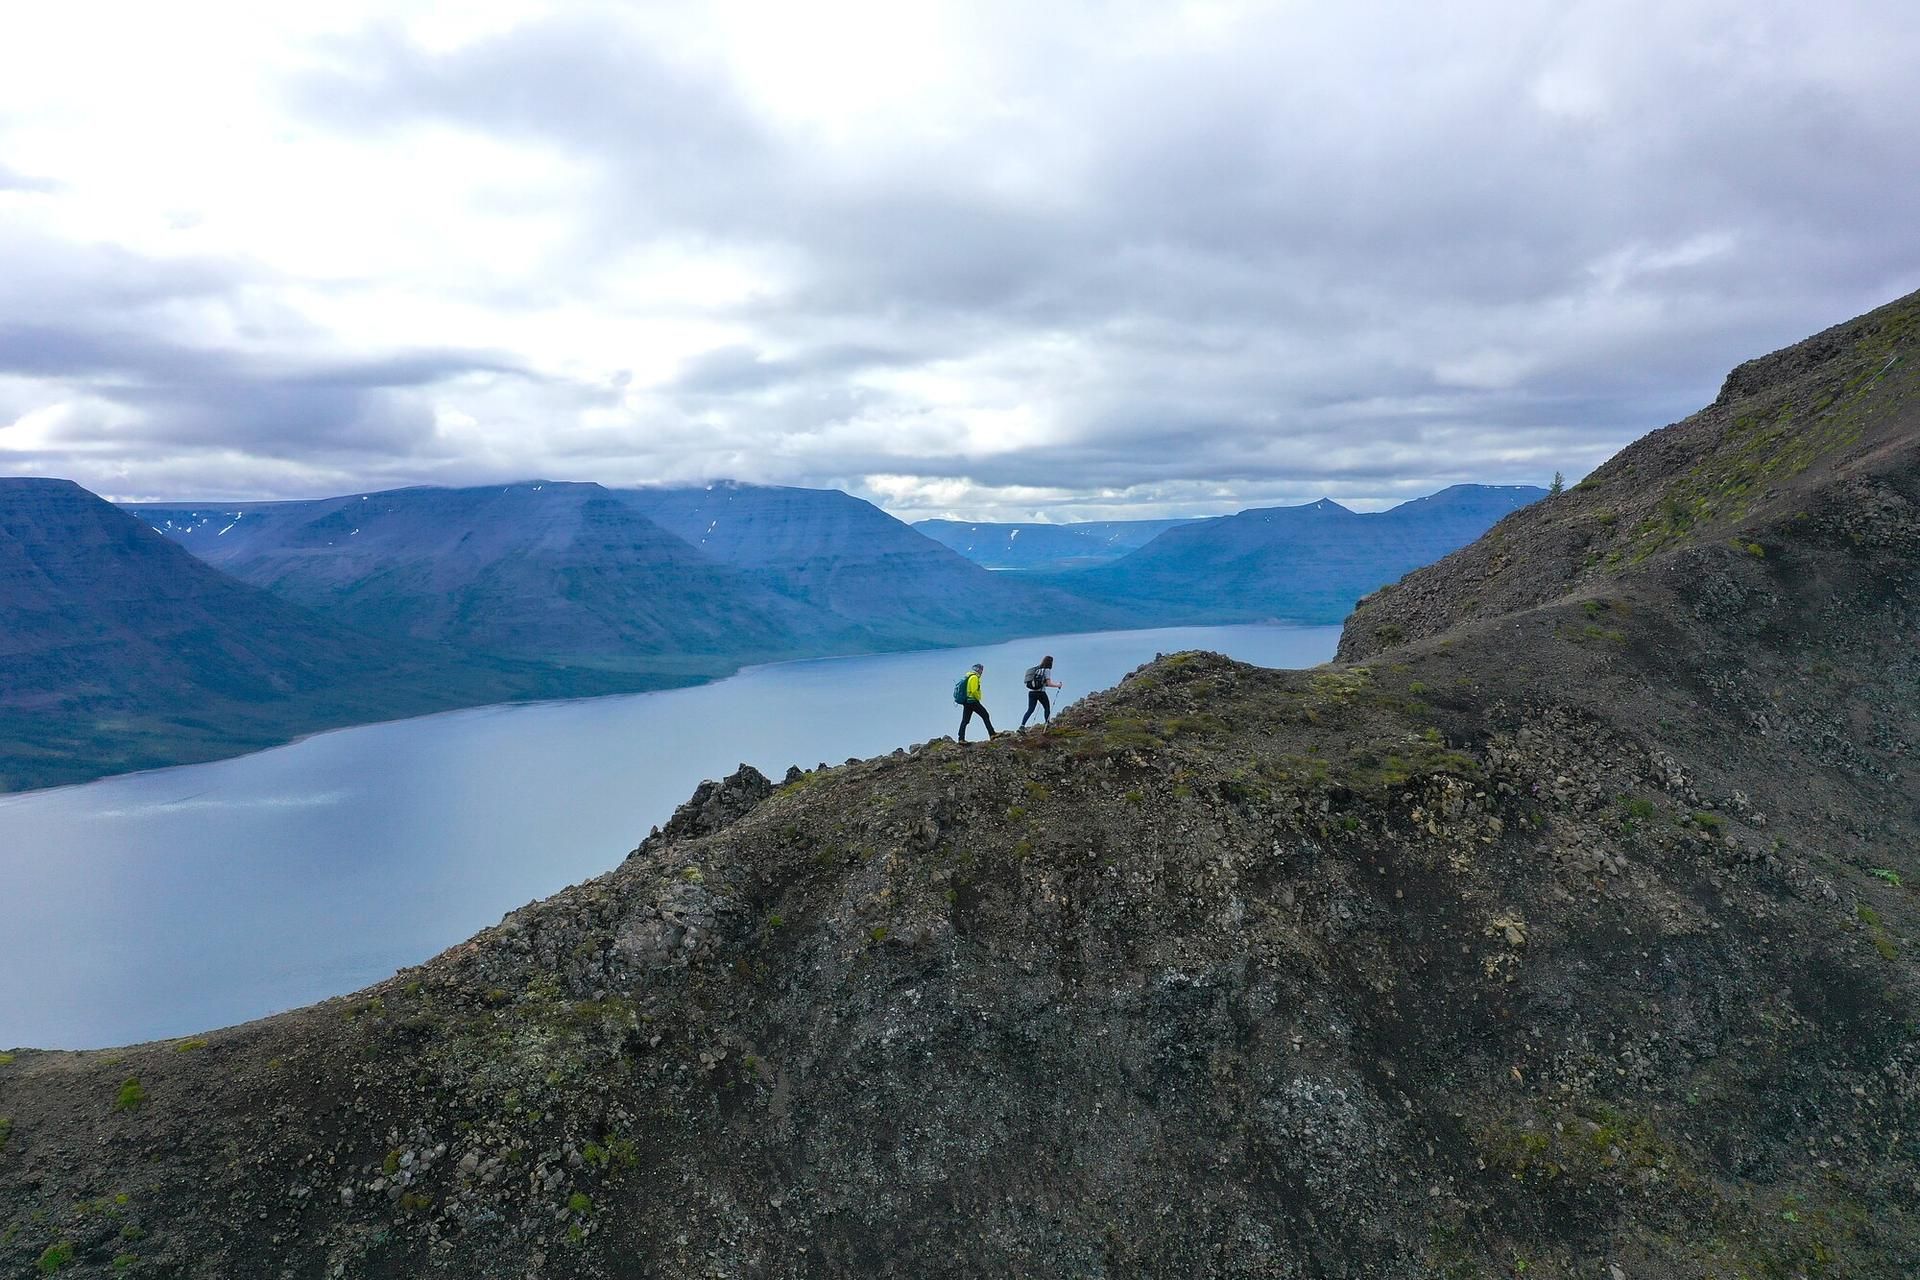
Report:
618,481,1124,646
1058,484,1548,622
913,517,1199,570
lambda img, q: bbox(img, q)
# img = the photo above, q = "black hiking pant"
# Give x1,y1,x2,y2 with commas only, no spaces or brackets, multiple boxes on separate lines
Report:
959,700,994,741
1022,689,1051,727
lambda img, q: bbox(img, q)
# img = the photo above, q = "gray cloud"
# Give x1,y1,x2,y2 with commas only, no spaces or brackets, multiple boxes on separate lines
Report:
0,162,57,193
670,343,916,395
295,12,776,232
0,306,526,479
7,3,1920,515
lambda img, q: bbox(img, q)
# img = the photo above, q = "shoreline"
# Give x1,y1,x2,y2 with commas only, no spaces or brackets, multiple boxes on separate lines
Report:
0,621,1343,1049
1,619,1340,802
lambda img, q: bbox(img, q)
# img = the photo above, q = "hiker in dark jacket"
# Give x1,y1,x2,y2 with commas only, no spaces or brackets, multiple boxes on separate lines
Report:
1021,654,1063,728
956,663,996,742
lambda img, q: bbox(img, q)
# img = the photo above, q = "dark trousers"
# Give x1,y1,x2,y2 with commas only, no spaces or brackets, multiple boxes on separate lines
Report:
1021,689,1051,727
959,700,994,741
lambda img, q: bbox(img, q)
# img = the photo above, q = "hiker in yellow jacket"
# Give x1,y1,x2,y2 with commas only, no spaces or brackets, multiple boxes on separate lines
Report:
954,663,997,742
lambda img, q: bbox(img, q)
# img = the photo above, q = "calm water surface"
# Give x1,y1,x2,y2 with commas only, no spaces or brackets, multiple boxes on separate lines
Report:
0,624,1337,1048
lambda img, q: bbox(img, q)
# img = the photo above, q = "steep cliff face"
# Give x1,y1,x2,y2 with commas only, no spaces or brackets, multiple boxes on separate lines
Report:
4,297,1919,1278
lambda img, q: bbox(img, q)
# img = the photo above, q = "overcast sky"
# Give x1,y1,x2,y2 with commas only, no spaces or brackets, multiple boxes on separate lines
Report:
2,1,1917,520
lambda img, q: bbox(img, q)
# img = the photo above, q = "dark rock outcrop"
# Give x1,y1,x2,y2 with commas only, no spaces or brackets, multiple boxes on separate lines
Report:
635,763,775,853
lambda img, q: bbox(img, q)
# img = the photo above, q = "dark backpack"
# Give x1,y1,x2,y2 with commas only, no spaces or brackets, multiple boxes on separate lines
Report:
1024,665,1046,691
952,676,971,705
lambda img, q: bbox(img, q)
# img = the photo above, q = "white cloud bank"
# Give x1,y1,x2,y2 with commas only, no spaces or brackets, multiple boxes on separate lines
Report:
2,0,1917,520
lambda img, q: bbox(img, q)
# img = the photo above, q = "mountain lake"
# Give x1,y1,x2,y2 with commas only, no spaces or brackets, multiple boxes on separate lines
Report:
0,623,1339,1049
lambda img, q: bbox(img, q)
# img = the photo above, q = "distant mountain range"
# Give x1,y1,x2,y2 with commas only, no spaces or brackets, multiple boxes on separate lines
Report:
131,482,846,676
0,479,606,791
1,472,1542,790
135,481,1117,664
1051,485,1548,623
916,489,1548,612
617,482,1121,646
913,517,1197,570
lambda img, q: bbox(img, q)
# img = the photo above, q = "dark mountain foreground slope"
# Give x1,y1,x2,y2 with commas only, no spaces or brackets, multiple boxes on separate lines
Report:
1066,484,1547,623
5,294,1920,1277
0,480,577,792
133,483,843,675
619,482,1123,645
1341,291,1917,662
914,516,1198,569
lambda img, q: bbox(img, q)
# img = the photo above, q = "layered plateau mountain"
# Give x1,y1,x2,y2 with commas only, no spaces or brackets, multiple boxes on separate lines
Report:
619,482,1125,644
132,482,847,675
0,480,590,791
913,517,1198,570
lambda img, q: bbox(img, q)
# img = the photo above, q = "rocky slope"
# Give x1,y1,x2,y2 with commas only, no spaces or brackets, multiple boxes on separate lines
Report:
3,296,1919,1277
1340,291,1919,661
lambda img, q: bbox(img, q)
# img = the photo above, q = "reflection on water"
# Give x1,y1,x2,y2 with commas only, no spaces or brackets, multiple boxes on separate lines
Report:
89,790,352,819
0,624,1338,1048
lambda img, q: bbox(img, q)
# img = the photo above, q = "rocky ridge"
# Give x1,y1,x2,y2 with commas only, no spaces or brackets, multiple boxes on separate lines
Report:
1340,289,1919,661
2,294,1919,1276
